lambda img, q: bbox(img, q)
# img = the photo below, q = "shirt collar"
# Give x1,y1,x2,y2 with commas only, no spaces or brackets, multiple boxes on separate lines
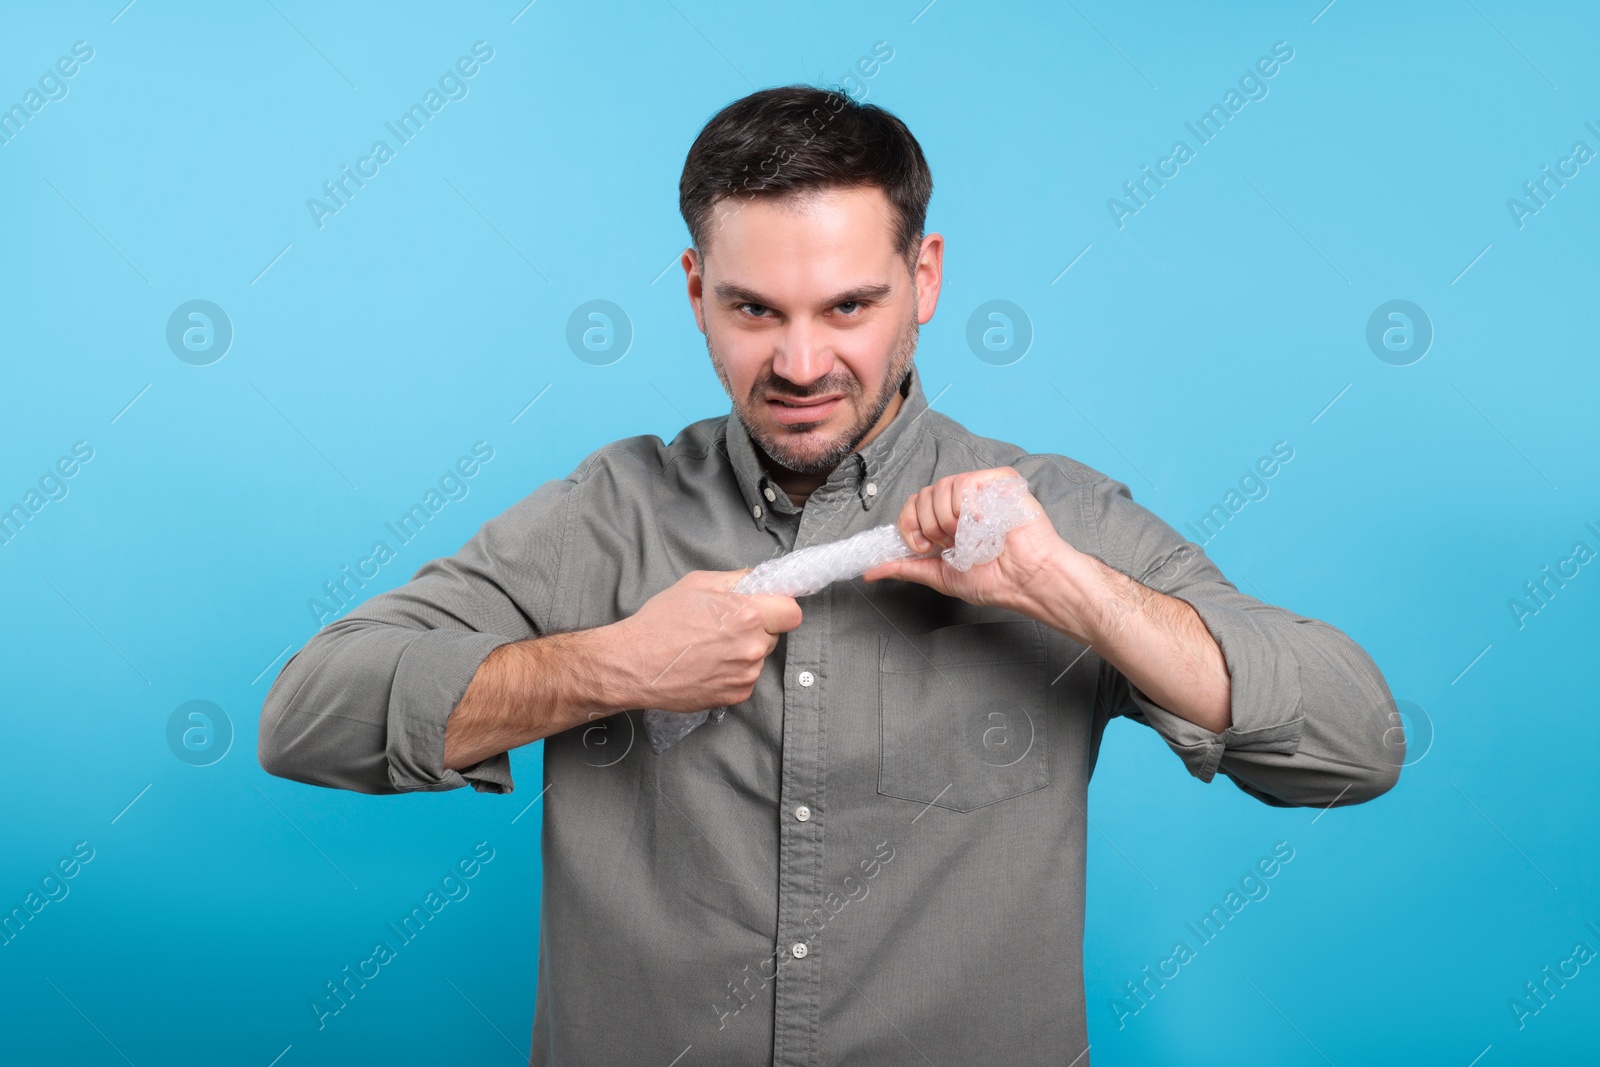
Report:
723,361,930,524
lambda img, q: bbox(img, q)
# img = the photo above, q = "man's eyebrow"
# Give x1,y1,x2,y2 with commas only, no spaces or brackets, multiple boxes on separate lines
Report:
711,282,895,308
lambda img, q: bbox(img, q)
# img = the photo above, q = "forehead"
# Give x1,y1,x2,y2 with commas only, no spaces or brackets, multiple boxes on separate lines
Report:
704,186,901,285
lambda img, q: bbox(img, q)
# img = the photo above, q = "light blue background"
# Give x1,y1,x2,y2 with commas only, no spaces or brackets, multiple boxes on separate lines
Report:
2,1,1596,1064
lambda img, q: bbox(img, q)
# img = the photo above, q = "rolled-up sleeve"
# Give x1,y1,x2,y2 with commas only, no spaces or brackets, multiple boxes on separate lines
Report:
1085,474,1402,807
258,475,574,795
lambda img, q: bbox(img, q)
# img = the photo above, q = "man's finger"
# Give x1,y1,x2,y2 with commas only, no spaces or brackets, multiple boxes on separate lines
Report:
746,593,802,634
932,479,960,544
861,559,900,583
866,556,945,592
896,495,928,553
915,488,944,549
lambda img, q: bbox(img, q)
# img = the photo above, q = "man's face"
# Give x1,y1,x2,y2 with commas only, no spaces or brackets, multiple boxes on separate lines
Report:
683,185,943,476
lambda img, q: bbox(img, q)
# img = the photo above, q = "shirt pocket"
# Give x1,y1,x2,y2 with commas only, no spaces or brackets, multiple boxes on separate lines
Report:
877,619,1050,813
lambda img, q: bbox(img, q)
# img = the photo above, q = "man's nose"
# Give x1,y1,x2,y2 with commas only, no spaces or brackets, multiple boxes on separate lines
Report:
771,320,835,389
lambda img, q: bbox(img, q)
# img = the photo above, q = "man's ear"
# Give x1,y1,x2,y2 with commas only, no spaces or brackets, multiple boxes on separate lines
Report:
683,247,706,334
913,233,944,326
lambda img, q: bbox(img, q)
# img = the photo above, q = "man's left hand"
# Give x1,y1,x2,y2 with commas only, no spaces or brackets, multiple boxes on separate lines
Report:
861,466,1077,613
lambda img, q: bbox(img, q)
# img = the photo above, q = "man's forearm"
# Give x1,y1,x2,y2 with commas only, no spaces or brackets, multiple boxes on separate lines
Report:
1020,542,1232,733
443,625,635,771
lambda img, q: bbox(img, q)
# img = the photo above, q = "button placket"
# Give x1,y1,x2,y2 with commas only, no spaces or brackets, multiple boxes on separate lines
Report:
772,524,830,1067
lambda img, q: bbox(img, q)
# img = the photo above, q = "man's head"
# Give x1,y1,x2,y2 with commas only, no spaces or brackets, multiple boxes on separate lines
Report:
678,86,942,480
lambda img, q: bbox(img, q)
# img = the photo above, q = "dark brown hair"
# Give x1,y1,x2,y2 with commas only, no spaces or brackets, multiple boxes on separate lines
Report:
678,85,933,262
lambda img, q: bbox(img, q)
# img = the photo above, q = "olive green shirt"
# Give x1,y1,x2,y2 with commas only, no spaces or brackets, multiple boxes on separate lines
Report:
259,362,1401,1065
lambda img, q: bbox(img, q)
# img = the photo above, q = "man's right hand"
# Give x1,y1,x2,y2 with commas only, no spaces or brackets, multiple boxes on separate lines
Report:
607,569,802,714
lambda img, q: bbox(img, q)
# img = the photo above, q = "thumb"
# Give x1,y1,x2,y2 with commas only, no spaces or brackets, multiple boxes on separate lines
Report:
863,556,946,589
861,558,906,583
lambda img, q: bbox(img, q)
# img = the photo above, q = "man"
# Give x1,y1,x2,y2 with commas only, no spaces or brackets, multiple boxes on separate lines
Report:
259,85,1402,1065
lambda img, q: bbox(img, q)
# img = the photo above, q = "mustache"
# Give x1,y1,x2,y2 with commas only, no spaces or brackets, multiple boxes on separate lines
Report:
754,374,860,402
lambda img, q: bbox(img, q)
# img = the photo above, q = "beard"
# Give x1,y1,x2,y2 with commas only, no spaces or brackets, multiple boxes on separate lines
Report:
709,310,919,476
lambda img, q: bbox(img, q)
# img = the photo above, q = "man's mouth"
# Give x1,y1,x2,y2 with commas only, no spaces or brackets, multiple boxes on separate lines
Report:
766,394,843,426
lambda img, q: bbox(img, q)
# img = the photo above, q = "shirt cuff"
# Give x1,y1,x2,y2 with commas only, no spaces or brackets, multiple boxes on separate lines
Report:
1122,593,1305,783
387,628,519,794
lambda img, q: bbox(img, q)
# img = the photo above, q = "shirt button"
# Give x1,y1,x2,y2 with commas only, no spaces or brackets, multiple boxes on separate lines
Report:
791,942,809,959
797,670,815,687
763,486,776,502
753,504,763,519
865,482,878,496
794,804,811,822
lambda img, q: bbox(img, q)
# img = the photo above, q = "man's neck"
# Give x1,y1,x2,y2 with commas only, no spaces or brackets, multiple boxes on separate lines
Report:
766,387,905,508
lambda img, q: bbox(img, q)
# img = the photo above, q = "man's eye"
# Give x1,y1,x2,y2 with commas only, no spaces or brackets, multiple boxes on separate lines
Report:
738,303,771,317
835,301,862,315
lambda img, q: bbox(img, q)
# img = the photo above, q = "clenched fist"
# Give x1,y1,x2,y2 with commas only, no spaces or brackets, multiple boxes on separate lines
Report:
610,569,802,714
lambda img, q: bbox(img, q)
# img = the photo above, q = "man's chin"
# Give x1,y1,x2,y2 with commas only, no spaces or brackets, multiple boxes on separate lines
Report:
751,419,858,474
762,438,849,474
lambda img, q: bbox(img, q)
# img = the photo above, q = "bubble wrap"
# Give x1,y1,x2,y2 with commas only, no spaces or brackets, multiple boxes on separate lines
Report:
643,475,1038,754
